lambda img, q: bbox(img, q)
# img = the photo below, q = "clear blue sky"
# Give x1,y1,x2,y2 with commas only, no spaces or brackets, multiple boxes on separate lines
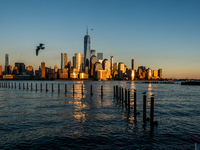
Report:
0,0,200,79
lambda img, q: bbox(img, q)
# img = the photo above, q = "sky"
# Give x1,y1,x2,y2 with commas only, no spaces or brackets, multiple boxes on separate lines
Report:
0,0,200,79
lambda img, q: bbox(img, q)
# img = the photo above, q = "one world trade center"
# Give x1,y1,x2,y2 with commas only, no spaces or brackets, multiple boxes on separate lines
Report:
83,26,91,69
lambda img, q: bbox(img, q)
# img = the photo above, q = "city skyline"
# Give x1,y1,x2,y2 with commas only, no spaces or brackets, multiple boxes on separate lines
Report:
0,0,200,79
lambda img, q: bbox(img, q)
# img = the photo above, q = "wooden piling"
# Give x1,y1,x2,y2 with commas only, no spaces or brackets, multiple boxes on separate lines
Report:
143,94,146,123
27,83,28,90
23,83,25,89
122,88,123,105
8,82,10,88
90,85,93,96
52,83,54,92
31,83,32,91
19,83,21,89
11,82,13,89
119,87,121,100
116,85,118,100
15,82,16,89
150,96,154,129
128,89,130,111
46,83,48,92
134,91,137,117
73,84,74,96
36,83,37,92
101,85,103,97
125,88,127,106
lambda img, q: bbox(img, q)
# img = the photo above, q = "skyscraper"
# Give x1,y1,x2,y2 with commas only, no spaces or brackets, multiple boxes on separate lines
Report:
0,65,2,76
110,56,113,77
91,49,95,57
131,59,135,70
61,53,64,70
97,53,103,63
5,54,9,66
64,53,68,68
73,53,83,72
84,26,91,69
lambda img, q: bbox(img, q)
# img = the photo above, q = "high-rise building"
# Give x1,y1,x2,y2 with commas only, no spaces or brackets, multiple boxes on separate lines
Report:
61,53,64,70
90,55,98,77
118,62,125,79
131,59,135,70
73,53,83,72
110,56,113,77
84,26,91,69
26,66,34,76
103,59,111,79
0,65,2,76
64,53,68,68
158,69,162,78
97,53,103,63
5,54,9,66
15,63,25,75
91,49,95,57
94,62,103,79
5,54,9,73
41,61,45,78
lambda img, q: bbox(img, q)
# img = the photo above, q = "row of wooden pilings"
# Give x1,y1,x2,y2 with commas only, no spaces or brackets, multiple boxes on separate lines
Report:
113,85,157,130
0,82,104,97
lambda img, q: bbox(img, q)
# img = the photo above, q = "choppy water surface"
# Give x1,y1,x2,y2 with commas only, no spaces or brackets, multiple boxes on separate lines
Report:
0,81,199,149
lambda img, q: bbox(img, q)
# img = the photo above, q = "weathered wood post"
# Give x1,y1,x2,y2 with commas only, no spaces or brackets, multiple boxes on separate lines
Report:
27,83,29,90
8,82,10,88
23,83,25,89
19,83,21,89
101,85,103,97
73,84,74,96
143,94,146,123
40,83,42,92
46,83,48,92
31,83,32,91
36,83,37,91
11,82,13,89
58,84,60,93
122,88,124,105
128,89,130,111
15,82,16,89
119,87,121,100
150,95,154,130
6,82,7,88
125,88,127,106
134,91,137,118
90,85,93,96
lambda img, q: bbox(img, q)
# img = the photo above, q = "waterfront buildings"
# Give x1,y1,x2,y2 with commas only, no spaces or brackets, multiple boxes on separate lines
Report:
110,56,113,77
84,26,91,69
158,69,162,78
102,59,111,79
90,55,98,78
15,63,25,75
0,65,2,76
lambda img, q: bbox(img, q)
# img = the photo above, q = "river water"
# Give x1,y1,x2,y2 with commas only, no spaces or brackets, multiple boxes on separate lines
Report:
0,81,199,149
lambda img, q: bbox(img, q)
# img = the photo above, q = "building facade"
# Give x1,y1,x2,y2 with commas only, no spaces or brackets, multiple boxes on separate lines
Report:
84,26,91,69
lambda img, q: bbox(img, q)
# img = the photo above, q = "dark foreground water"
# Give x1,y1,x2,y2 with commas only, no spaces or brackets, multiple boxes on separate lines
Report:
0,81,199,149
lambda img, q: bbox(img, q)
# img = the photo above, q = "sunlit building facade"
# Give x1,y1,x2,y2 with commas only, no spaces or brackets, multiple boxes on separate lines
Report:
0,65,2,76
103,59,111,79
41,61,45,78
90,55,98,78
73,53,83,72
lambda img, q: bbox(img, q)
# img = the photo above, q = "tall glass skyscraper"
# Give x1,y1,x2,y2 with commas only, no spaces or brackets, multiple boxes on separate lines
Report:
5,54,9,66
84,26,91,69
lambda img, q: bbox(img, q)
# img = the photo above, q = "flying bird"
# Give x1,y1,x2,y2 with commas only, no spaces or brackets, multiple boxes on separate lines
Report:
36,43,45,56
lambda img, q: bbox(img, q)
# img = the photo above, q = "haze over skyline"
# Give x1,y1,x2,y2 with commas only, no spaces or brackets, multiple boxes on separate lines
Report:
0,0,200,79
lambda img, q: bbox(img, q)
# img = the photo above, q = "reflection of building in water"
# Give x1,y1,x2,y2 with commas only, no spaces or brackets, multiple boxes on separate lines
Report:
127,69,135,80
